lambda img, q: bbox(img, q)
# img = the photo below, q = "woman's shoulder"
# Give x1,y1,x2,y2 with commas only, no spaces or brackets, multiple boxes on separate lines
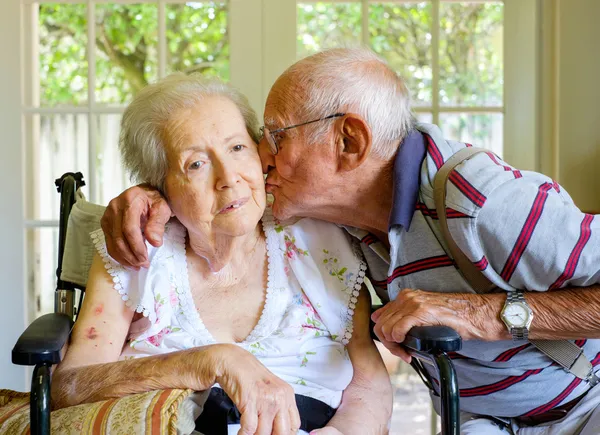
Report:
89,220,184,317
262,206,366,346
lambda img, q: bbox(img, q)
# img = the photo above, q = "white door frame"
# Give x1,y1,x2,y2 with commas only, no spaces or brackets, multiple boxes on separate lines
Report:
0,0,27,391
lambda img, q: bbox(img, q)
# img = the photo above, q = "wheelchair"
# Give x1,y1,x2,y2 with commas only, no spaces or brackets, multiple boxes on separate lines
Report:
12,172,462,435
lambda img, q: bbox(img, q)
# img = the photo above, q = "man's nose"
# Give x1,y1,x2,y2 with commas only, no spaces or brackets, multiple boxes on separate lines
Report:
258,138,275,174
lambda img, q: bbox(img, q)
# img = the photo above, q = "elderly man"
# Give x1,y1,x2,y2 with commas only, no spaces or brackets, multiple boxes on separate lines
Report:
102,48,600,434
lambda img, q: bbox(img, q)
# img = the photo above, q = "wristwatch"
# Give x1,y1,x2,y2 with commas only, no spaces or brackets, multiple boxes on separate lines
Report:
500,291,534,341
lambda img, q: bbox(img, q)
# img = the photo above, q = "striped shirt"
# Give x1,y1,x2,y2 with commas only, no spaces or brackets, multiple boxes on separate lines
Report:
345,123,600,418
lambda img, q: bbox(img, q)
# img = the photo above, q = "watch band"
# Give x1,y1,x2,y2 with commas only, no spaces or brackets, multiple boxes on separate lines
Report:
507,291,529,341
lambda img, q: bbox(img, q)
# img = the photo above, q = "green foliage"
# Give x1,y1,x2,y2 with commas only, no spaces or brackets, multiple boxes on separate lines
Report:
39,4,88,105
297,3,362,58
166,4,229,79
369,3,433,105
439,2,503,107
297,2,504,143
39,2,228,106
39,1,503,145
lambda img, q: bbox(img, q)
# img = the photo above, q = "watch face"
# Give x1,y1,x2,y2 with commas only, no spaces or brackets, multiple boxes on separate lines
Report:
503,302,530,327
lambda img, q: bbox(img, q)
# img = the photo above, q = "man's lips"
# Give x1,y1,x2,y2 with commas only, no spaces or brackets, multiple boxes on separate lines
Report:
265,174,280,189
219,197,249,214
265,180,279,194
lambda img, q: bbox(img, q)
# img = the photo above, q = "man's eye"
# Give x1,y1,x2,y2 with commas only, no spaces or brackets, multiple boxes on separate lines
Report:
189,161,204,170
233,144,245,152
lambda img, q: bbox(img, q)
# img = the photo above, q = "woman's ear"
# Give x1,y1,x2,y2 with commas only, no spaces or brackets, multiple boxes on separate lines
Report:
335,114,372,172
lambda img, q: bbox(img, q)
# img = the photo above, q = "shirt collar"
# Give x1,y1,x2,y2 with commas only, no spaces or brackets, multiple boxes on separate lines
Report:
388,129,427,231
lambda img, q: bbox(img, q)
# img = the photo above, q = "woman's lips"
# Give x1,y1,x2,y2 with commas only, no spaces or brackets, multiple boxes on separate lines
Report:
219,197,249,214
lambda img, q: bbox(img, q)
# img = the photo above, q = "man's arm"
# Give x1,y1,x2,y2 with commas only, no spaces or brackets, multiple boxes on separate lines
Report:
478,285,600,340
101,184,171,268
372,284,600,359
373,169,600,358
318,287,392,435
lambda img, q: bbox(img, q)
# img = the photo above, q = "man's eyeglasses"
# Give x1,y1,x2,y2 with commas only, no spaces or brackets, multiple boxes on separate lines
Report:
259,113,346,155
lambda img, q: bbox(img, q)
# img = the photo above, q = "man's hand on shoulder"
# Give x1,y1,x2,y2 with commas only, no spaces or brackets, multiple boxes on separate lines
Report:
100,184,172,268
371,288,507,361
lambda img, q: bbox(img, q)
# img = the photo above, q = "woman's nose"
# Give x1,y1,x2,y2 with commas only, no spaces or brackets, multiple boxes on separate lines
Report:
215,162,241,190
258,138,275,174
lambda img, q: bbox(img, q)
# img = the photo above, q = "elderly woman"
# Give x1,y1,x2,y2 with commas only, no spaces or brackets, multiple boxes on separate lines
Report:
52,74,392,435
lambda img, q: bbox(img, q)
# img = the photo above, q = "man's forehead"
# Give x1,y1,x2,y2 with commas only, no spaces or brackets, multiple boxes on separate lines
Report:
264,79,303,128
263,107,298,130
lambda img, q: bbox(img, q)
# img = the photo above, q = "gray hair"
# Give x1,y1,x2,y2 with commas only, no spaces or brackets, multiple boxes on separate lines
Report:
119,73,260,192
282,47,415,160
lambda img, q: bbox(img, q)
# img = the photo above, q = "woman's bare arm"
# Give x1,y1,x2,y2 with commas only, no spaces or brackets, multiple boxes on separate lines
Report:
52,252,223,408
321,287,393,434
52,253,301,435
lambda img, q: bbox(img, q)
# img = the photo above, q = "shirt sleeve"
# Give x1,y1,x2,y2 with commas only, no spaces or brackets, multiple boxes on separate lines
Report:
452,171,600,292
282,218,368,345
90,228,164,322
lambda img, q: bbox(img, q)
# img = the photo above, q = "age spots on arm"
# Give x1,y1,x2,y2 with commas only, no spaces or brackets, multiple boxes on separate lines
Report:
86,327,98,340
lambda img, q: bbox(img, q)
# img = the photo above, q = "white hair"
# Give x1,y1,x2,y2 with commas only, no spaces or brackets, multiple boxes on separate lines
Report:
283,47,415,160
119,73,260,192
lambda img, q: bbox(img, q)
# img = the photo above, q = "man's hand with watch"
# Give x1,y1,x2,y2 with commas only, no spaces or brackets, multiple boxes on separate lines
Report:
501,291,534,341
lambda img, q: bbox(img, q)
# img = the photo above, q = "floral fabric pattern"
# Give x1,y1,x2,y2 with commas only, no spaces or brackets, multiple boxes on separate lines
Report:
91,206,365,409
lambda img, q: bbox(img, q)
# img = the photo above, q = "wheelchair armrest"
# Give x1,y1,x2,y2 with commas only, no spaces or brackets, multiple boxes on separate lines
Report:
12,313,74,366
403,326,462,354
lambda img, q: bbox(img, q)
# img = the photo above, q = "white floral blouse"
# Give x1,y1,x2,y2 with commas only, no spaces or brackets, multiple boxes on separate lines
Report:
91,208,367,408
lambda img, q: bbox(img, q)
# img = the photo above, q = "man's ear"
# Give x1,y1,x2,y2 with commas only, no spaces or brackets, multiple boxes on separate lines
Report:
335,114,372,172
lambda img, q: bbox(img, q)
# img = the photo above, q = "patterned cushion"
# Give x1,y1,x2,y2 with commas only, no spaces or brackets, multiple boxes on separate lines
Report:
0,388,195,434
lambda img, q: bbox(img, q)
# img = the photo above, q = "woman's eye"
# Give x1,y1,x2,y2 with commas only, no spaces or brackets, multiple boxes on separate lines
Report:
232,144,245,152
189,161,204,170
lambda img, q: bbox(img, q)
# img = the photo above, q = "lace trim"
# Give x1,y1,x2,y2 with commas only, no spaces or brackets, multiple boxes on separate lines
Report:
167,214,286,345
340,242,368,345
167,223,215,344
90,229,151,318
243,209,288,344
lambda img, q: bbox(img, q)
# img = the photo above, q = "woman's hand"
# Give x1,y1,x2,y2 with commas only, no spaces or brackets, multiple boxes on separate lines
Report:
214,344,301,435
101,184,172,268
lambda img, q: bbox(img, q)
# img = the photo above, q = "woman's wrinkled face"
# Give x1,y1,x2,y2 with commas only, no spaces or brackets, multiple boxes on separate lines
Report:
163,96,266,239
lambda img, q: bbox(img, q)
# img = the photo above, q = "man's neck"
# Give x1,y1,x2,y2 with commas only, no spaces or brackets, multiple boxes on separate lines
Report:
305,158,395,239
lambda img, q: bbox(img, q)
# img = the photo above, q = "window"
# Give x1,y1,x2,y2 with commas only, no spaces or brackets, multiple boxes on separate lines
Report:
297,1,504,155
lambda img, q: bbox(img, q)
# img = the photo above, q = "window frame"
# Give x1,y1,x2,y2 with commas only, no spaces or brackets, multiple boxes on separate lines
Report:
293,0,539,170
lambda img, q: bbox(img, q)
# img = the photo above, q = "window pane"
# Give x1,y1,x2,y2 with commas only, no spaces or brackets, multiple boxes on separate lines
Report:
370,2,432,106
27,227,59,318
439,2,503,107
297,3,362,59
415,112,433,124
166,3,229,80
95,4,158,104
26,114,90,220
39,4,88,106
440,113,503,156
95,115,132,206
